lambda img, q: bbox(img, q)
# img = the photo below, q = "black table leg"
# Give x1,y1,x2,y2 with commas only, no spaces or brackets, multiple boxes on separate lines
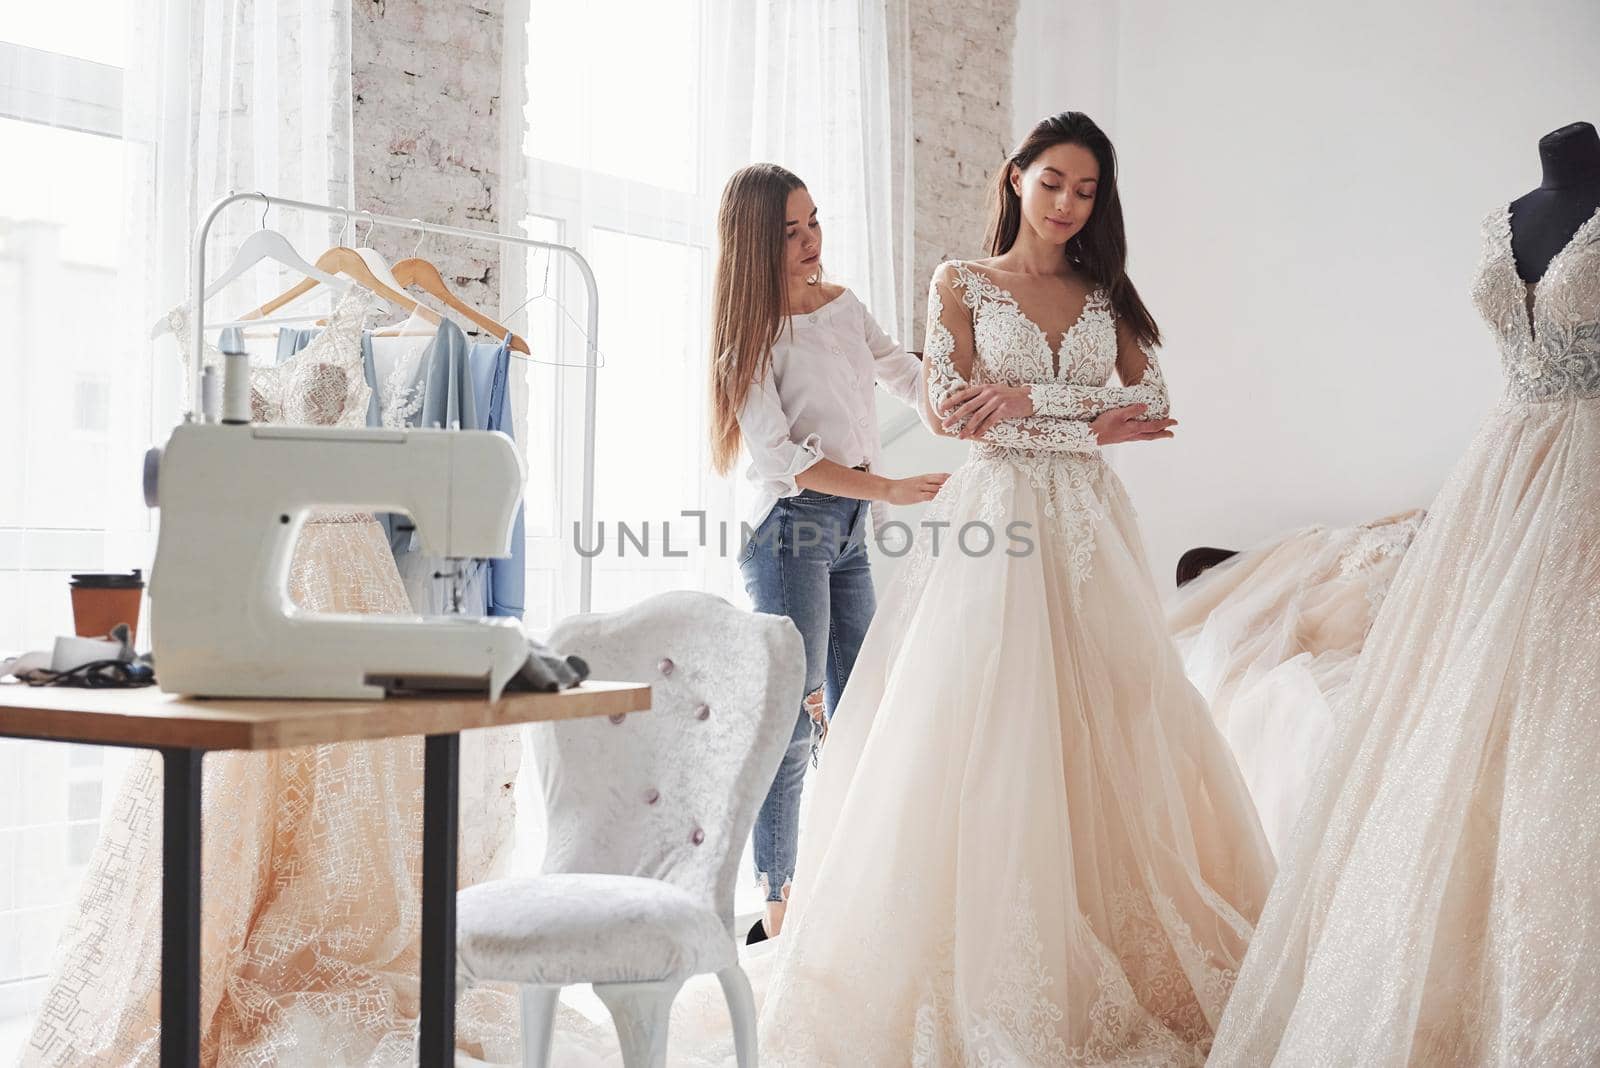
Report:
420,732,460,1065
160,747,203,1068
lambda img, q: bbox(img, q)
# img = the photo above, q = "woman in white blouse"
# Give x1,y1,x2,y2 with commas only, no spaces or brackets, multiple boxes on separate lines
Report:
709,163,948,944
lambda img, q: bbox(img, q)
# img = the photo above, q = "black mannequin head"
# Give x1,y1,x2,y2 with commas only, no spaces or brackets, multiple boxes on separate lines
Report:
1537,122,1600,190
1508,121,1600,283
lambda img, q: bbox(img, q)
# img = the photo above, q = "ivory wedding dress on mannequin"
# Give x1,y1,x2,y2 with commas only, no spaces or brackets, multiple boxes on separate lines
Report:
24,291,520,1067
1211,205,1600,1065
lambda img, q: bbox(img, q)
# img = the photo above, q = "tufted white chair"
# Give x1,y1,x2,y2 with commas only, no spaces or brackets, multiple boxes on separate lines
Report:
455,590,805,1067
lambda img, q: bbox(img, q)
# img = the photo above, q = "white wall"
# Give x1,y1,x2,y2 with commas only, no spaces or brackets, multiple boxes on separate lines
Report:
1010,0,1115,143
885,0,1600,591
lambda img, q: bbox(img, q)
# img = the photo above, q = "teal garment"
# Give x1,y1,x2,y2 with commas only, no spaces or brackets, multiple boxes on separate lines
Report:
469,335,524,619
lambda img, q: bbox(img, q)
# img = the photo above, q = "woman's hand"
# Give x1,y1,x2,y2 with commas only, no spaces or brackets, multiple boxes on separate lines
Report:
1090,404,1177,445
885,473,949,505
939,384,1033,440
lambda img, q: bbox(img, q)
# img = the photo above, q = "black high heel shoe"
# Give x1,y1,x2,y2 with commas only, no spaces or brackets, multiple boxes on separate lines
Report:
746,918,770,945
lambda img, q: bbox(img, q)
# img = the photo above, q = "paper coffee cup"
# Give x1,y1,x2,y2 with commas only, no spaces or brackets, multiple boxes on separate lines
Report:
69,569,145,642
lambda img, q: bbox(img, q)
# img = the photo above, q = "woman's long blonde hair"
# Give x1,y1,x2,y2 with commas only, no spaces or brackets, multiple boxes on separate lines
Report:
708,163,808,476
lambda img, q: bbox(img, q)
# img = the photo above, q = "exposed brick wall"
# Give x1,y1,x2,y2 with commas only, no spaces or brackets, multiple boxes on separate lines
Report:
908,0,1018,347
350,0,504,310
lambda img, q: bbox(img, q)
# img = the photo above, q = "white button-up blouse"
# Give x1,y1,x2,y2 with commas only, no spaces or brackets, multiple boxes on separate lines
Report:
735,287,925,535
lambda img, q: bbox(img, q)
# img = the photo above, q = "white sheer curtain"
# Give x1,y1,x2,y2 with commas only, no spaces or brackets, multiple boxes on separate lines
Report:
703,0,912,340
702,0,919,521
0,1,347,1050
0,0,350,654
502,0,722,632
125,0,353,416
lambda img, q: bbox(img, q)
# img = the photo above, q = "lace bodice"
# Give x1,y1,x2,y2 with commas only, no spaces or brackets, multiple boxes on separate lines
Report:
1470,204,1600,403
166,288,377,427
924,260,1168,456
907,261,1173,597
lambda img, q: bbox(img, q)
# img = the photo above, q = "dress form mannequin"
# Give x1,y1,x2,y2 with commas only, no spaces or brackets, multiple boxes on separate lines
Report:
1508,121,1600,284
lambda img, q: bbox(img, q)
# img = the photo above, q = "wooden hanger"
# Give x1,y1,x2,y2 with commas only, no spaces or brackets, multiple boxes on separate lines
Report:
391,256,530,354
236,247,442,325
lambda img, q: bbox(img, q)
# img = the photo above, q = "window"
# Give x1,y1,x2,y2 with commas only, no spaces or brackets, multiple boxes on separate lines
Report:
0,32,146,653
516,0,732,632
0,9,141,1050
524,2,700,194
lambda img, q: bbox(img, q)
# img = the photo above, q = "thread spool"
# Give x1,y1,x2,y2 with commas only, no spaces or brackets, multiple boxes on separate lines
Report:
222,346,250,425
200,364,221,423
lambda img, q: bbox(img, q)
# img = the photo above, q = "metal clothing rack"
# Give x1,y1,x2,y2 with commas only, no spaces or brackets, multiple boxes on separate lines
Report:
186,190,599,614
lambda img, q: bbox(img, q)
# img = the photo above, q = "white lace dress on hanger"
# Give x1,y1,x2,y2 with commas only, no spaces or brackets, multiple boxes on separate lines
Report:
752,261,1275,1066
23,290,520,1067
1210,205,1600,1064
1167,510,1426,857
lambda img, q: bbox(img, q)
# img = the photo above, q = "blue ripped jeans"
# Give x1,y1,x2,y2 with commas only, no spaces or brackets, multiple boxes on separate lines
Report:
738,489,876,903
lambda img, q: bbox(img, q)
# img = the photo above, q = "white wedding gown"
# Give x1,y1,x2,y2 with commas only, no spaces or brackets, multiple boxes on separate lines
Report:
753,262,1276,1066
1168,510,1425,856
1210,204,1600,1065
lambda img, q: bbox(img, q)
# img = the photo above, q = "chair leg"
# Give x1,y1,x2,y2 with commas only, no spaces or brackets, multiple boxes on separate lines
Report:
592,979,684,1068
519,984,561,1068
717,965,759,1067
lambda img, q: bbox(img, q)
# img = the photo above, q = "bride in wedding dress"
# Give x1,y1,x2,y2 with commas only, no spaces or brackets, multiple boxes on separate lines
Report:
754,111,1275,1066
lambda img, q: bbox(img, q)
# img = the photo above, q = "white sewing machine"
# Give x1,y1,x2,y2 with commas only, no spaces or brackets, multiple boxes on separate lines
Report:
144,421,529,700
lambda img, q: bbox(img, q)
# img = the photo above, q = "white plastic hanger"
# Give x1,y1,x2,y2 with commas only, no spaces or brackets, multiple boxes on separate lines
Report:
150,195,353,339
232,209,439,328
355,247,407,295
335,211,412,297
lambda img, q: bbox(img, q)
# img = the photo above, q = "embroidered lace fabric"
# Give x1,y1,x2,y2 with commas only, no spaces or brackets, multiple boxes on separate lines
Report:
750,262,1274,1065
923,260,1170,451
1471,204,1600,403
164,288,375,430
1210,206,1600,1064
916,261,1172,599
25,290,521,1066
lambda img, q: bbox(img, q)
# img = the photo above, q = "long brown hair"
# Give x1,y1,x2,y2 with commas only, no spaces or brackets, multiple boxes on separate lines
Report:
708,163,808,476
988,111,1161,347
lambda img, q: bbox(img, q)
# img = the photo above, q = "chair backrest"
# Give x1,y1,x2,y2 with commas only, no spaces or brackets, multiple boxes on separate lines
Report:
538,590,805,934
1176,545,1240,588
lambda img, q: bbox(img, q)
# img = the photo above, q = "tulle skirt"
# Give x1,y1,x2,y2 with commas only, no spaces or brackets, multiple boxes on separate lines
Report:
1210,395,1600,1066
1168,512,1422,856
755,447,1276,1065
24,515,522,1067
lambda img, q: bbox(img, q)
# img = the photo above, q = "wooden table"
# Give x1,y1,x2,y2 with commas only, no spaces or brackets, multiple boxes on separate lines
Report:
0,681,652,1066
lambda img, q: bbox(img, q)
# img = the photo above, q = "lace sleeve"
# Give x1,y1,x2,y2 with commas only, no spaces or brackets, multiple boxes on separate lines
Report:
1025,338,1169,420
924,264,1099,454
